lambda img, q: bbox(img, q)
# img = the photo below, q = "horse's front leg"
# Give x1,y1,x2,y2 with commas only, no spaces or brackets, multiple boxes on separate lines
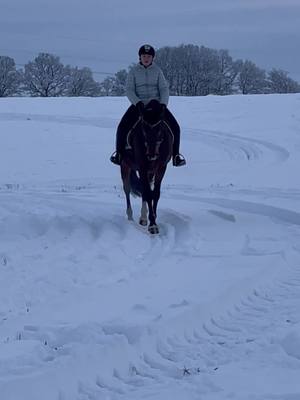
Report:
146,183,159,234
152,166,166,221
139,184,150,227
147,186,160,235
139,200,148,226
139,172,159,234
148,199,159,234
137,171,148,226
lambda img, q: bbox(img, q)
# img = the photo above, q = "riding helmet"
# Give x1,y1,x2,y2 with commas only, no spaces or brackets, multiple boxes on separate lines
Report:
138,44,155,58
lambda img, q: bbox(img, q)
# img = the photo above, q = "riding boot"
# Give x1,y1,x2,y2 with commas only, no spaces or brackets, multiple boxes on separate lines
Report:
172,126,186,167
110,151,121,165
110,125,126,165
173,154,186,166
163,108,186,167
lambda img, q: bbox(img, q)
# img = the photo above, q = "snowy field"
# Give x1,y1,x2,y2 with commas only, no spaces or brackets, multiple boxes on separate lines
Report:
1,94,300,400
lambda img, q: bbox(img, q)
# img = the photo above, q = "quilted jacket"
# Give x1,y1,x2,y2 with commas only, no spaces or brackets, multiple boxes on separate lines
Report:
126,62,169,106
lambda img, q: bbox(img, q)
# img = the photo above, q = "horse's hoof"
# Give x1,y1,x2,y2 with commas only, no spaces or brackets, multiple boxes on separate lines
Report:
139,218,147,226
148,224,159,234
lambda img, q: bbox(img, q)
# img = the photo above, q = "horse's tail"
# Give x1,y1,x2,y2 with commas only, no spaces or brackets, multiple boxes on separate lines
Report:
130,170,142,197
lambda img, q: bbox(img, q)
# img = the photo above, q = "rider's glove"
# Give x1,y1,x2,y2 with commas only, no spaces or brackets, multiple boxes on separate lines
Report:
160,103,167,118
136,101,145,116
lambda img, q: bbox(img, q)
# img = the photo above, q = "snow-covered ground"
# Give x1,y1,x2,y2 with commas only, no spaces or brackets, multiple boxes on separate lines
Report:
1,94,300,400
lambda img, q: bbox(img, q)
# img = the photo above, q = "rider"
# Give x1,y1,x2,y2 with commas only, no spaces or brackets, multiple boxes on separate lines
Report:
110,44,186,167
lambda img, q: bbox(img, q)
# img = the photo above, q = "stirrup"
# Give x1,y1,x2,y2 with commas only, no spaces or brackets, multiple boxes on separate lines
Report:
110,151,121,165
173,154,186,167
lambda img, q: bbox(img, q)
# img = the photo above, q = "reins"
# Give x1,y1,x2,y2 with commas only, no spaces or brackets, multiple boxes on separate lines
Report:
126,116,174,150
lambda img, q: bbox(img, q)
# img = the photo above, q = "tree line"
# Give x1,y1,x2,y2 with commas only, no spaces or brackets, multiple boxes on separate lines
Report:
1,44,299,98
154,45,300,95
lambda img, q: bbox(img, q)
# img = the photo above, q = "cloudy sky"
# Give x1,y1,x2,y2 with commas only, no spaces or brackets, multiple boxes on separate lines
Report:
0,0,299,81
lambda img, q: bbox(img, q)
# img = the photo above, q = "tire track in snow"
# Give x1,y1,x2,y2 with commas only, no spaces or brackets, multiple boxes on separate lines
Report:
59,241,299,397
0,112,117,129
2,190,300,398
185,127,290,163
91,260,300,400
164,188,300,227
0,112,290,164
72,189,300,398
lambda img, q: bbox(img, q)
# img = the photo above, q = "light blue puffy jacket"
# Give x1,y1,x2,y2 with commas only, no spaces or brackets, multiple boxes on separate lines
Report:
126,62,169,106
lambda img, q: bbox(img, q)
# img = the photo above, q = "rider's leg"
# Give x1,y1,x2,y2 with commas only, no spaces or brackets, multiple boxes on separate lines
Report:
111,105,139,165
164,109,186,167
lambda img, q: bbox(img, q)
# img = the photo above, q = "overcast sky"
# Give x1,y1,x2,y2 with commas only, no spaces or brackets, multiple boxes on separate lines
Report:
0,0,299,81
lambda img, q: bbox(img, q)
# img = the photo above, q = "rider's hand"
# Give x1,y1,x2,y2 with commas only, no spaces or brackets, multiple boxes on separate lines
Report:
136,101,144,116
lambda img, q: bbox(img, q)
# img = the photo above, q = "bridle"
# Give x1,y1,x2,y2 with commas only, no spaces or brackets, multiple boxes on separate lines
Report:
141,118,164,161
125,116,174,161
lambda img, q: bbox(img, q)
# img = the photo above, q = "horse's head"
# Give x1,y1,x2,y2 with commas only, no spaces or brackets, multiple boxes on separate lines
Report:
141,100,164,161
141,119,164,162
141,100,165,162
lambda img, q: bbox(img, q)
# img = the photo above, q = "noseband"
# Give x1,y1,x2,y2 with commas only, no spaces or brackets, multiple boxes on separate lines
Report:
142,118,162,129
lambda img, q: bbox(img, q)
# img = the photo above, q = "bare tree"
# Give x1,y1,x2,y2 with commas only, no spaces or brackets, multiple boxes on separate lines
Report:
155,45,187,95
267,69,300,93
99,76,115,96
22,53,70,97
67,66,100,96
156,45,236,96
179,45,216,96
156,45,209,95
98,69,129,97
238,60,267,94
212,50,242,95
196,46,220,96
112,69,128,96
0,56,21,97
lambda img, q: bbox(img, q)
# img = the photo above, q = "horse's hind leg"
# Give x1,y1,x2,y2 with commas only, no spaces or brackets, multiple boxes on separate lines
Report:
121,166,133,221
125,191,133,221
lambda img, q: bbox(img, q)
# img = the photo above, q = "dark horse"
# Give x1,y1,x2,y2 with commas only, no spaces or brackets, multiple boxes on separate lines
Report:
120,101,173,234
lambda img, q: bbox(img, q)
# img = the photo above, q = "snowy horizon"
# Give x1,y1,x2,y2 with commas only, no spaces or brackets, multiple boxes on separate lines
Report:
1,94,300,399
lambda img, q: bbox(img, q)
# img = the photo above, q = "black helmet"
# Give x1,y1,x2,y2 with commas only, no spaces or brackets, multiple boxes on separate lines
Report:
138,44,155,58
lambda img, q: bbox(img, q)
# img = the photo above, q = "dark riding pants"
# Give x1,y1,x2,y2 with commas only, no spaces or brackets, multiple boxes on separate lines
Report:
115,104,181,156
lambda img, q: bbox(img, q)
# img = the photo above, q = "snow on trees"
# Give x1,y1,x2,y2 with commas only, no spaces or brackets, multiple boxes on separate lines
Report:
22,53,70,97
0,56,21,97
